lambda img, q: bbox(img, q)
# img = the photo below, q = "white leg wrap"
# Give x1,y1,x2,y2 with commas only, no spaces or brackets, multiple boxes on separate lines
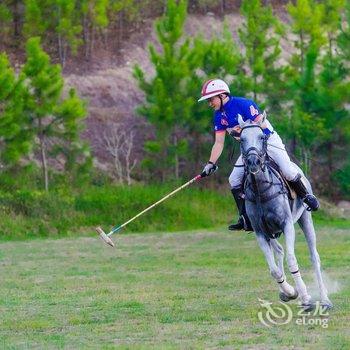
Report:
284,222,311,304
279,280,296,296
291,271,311,304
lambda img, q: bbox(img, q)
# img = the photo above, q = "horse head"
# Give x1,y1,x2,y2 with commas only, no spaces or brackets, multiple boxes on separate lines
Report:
238,112,268,175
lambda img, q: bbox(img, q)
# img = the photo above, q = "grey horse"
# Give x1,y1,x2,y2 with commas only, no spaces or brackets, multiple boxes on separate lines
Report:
238,115,332,310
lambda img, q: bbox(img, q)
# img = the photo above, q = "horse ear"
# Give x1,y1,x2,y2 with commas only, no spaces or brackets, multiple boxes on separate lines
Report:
256,110,267,127
238,114,247,128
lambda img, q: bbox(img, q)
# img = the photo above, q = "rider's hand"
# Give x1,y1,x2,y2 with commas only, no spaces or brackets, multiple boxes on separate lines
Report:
201,161,218,177
229,126,241,140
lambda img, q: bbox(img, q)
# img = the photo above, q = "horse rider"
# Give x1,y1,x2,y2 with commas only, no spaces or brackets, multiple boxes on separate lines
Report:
198,78,320,231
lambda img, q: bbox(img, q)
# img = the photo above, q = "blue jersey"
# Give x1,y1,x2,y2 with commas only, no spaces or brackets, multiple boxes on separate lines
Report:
213,96,273,135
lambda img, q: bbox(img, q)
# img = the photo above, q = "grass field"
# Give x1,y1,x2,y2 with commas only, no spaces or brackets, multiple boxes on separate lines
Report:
0,225,349,349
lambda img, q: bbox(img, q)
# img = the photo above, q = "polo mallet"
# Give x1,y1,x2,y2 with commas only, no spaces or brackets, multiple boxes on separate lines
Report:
96,174,202,247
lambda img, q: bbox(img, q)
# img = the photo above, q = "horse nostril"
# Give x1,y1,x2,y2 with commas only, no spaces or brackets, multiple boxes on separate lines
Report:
247,156,261,170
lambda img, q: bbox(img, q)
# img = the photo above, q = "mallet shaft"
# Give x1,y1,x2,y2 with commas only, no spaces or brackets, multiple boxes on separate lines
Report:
107,174,202,236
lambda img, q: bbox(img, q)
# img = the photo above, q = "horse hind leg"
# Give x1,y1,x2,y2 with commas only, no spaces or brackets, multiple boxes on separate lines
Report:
298,210,333,310
270,239,298,302
283,221,314,310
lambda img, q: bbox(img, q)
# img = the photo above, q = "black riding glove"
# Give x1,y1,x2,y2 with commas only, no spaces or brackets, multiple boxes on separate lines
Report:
201,161,218,177
229,129,241,138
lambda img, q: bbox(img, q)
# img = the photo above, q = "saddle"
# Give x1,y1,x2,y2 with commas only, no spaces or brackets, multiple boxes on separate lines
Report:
241,157,297,240
266,157,297,201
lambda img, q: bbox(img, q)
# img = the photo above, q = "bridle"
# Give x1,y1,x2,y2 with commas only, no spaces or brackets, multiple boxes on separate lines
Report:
240,124,268,173
241,125,287,224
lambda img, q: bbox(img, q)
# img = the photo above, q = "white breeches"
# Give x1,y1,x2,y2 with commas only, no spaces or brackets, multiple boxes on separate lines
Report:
229,132,299,189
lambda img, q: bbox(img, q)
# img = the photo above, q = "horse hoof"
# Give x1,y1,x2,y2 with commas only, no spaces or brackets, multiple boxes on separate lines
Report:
321,301,333,311
301,302,315,312
279,290,299,302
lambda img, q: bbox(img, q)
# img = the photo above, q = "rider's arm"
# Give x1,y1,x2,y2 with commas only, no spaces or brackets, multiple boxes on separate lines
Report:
209,131,225,163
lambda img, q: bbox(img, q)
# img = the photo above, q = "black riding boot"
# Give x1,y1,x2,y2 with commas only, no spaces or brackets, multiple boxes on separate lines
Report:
228,188,253,231
289,174,319,211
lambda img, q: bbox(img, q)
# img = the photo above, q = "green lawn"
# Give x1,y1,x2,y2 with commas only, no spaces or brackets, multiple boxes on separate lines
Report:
0,225,349,349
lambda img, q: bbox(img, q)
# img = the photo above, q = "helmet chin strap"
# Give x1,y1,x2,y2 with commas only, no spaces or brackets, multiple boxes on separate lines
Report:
219,94,229,111
219,94,224,111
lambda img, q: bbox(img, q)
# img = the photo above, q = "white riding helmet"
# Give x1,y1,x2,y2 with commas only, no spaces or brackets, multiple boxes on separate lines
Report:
198,79,230,102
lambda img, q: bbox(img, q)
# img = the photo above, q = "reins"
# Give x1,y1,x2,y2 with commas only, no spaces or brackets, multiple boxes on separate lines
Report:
239,125,287,204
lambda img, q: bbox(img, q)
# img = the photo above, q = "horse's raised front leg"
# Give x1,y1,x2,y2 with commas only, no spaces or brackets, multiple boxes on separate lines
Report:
270,239,298,301
298,210,333,309
283,220,313,309
255,233,296,300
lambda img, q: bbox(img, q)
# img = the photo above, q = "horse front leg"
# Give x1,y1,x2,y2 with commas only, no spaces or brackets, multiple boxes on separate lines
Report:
283,220,313,310
255,233,296,300
270,239,298,301
298,210,333,309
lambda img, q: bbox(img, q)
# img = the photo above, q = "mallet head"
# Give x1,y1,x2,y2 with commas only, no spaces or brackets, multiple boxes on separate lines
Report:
96,227,115,247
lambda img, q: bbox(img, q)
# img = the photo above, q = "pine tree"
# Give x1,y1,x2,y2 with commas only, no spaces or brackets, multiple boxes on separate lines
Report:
22,37,88,191
133,0,192,180
0,3,12,47
23,0,48,38
338,0,350,60
0,53,31,166
286,0,349,191
238,0,285,110
80,0,111,59
23,0,83,66
284,0,327,160
0,0,22,46
315,0,349,196
56,0,83,67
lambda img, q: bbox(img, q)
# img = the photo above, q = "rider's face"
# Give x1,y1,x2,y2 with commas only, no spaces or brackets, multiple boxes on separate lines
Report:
207,95,221,110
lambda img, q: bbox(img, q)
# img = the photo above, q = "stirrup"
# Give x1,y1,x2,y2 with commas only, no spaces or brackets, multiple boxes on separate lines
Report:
242,215,254,231
228,216,245,231
228,216,253,232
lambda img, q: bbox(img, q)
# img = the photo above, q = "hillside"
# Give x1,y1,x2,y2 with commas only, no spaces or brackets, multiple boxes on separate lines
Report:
64,14,241,167
63,12,296,171
1,1,349,202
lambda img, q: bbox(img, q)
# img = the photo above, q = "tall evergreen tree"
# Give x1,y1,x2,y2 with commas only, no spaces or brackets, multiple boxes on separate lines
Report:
23,0,48,38
315,0,349,195
79,0,111,59
134,0,192,180
338,0,350,60
0,3,12,47
22,37,88,191
56,0,83,67
23,0,83,66
284,0,327,159
0,53,31,166
238,0,285,111
0,0,22,46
